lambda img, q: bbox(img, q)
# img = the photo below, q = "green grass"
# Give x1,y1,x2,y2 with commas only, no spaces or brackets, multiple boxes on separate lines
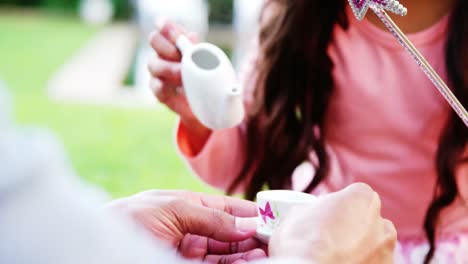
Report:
0,9,218,197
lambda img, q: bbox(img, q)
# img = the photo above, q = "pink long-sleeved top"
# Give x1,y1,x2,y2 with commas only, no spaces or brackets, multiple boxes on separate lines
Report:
176,9,468,262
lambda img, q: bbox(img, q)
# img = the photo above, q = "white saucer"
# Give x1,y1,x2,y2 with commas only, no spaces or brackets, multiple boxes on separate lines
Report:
255,228,272,244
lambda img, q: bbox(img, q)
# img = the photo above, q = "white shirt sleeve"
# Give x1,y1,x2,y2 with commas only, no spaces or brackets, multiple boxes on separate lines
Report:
0,106,194,264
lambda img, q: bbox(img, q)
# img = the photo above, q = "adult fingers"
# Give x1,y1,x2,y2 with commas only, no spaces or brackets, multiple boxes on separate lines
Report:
174,201,257,242
185,192,258,217
232,261,247,264
334,183,381,215
142,191,258,217
204,249,267,264
367,219,397,264
339,183,376,201
198,194,258,218
206,238,265,255
382,218,397,243
178,235,265,258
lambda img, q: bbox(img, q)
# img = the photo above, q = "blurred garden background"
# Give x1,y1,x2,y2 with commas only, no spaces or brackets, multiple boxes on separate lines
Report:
0,0,262,197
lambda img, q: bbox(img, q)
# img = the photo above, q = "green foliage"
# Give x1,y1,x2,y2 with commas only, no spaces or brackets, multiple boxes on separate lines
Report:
1,0,38,6
0,11,217,197
208,0,233,24
111,0,134,20
40,0,79,13
1,0,134,20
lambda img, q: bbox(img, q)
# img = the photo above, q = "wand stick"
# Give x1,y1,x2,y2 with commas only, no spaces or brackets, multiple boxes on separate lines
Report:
348,0,468,127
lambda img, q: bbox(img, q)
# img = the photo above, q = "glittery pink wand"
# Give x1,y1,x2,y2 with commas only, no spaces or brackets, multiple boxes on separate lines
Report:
348,0,468,127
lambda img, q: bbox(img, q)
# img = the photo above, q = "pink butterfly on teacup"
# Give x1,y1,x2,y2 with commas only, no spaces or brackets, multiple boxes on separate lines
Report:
259,202,276,224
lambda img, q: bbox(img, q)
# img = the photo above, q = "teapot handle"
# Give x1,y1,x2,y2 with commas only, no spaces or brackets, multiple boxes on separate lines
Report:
155,18,193,56
176,35,193,56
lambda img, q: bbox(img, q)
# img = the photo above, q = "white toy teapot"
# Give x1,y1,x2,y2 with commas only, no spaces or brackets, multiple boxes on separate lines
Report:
176,35,245,130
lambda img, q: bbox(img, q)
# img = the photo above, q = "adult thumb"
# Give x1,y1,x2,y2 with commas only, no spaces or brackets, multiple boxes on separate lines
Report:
177,203,258,242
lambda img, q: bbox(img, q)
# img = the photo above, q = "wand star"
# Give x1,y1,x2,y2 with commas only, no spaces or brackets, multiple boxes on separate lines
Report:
348,0,407,21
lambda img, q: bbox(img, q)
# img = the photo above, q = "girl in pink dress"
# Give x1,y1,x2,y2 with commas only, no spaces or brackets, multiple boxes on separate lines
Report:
148,0,468,262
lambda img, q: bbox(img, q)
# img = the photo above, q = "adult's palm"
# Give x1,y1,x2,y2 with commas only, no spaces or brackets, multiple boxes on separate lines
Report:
107,191,266,263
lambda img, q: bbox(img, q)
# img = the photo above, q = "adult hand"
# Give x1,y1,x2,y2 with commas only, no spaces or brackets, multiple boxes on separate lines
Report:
106,191,266,263
148,20,211,152
269,183,397,263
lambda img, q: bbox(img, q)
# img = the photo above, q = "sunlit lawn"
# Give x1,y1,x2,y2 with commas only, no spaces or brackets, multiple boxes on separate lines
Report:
0,9,217,197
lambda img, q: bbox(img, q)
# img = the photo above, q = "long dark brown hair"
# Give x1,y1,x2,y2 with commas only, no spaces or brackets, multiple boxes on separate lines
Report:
227,0,468,262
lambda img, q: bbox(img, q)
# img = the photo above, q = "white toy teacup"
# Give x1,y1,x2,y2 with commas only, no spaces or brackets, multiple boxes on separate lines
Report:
176,35,245,130
255,190,316,243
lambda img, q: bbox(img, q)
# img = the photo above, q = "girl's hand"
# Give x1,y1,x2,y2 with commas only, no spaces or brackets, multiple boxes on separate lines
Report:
148,21,211,152
270,183,397,263
106,191,266,263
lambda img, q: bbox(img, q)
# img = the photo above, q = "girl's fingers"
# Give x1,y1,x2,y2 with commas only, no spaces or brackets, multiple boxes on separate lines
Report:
159,20,187,44
188,31,199,43
149,77,162,95
149,78,180,104
148,58,182,85
149,20,199,60
149,31,181,62
149,78,190,117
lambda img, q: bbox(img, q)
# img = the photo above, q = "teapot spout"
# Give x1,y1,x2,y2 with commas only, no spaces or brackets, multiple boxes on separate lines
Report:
222,84,245,128
229,84,242,97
